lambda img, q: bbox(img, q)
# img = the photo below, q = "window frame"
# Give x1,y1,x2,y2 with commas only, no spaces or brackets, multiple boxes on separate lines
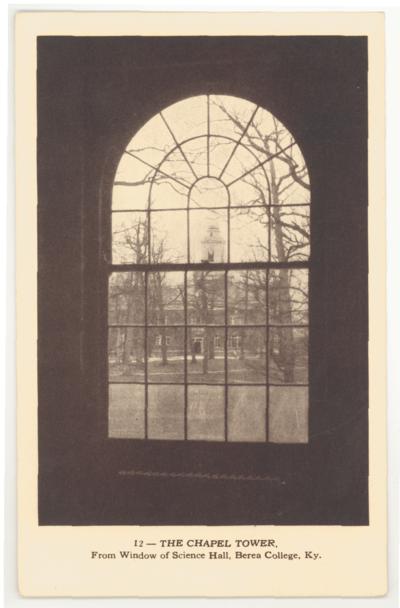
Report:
105,95,310,448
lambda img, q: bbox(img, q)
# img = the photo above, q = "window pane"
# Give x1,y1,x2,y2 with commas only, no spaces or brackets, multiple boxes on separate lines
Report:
209,95,257,140
150,178,188,210
229,167,269,207
187,386,225,441
271,205,310,262
189,209,227,263
181,137,208,179
148,327,184,383
187,270,225,325
230,207,268,262
112,183,150,212
125,113,175,167
113,153,154,211
269,327,308,384
187,327,225,384
112,211,148,264
269,167,310,205
228,386,266,442
228,270,266,325
108,327,144,382
148,385,185,440
161,95,207,143
147,271,184,325
158,148,195,189
223,144,263,184
269,269,308,325
108,271,145,325
108,384,145,438
269,386,308,443
243,107,291,162
209,137,236,178
227,328,266,384
189,176,229,209
150,210,187,263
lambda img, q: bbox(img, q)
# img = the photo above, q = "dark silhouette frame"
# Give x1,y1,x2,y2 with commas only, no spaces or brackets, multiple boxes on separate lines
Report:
37,35,369,525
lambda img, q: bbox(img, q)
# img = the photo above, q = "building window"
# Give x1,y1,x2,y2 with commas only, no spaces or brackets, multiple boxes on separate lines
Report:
108,95,310,443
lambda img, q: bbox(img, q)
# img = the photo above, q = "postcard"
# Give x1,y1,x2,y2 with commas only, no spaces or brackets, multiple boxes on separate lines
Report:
16,11,386,597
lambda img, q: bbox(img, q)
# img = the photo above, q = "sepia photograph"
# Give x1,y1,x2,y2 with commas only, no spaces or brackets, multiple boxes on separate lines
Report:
37,33,369,526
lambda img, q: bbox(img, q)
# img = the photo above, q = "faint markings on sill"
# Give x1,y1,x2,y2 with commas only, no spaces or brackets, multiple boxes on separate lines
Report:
118,470,284,483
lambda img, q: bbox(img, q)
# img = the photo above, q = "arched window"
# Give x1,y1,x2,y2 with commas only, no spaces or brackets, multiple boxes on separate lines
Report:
108,95,310,443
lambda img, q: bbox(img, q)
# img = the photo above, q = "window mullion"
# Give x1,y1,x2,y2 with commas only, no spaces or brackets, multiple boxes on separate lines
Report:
266,268,270,443
224,270,228,442
184,270,188,440
144,271,148,439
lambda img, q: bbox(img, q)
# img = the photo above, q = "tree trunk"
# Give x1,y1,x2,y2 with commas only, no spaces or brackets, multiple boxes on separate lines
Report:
123,272,143,366
160,326,168,365
202,332,209,375
269,157,295,382
155,273,168,365
208,328,215,360
240,271,249,360
189,328,197,363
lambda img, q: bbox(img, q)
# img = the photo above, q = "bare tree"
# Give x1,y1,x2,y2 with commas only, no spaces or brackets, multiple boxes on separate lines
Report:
212,100,309,382
111,215,184,371
111,97,309,382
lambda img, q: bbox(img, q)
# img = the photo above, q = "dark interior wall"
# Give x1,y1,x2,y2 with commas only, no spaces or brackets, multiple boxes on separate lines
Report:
37,36,368,525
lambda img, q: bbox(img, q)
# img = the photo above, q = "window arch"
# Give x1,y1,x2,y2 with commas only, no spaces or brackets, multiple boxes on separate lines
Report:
108,94,310,443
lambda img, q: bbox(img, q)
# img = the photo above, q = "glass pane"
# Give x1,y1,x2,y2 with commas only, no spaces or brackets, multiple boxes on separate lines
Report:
150,210,187,263
227,270,266,325
148,327,184,383
228,327,266,384
108,272,145,325
227,328,266,384
269,165,310,205
209,136,236,178
222,144,261,185
108,384,145,438
113,153,154,211
269,386,308,443
269,269,308,325
187,385,225,441
108,327,145,382
150,178,188,210
243,107,289,162
147,271,184,325
112,183,150,212
181,137,208,178
228,386,266,442
271,205,310,262
228,167,269,207
187,327,225,384
209,95,257,141
260,147,310,207
189,208,227,263
159,148,195,189
148,385,184,440
187,271,225,325
112,211,148,264
162,95,207,143
124,112,175,167
189,176,229,209
269,327,308,384
230,207,268,262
